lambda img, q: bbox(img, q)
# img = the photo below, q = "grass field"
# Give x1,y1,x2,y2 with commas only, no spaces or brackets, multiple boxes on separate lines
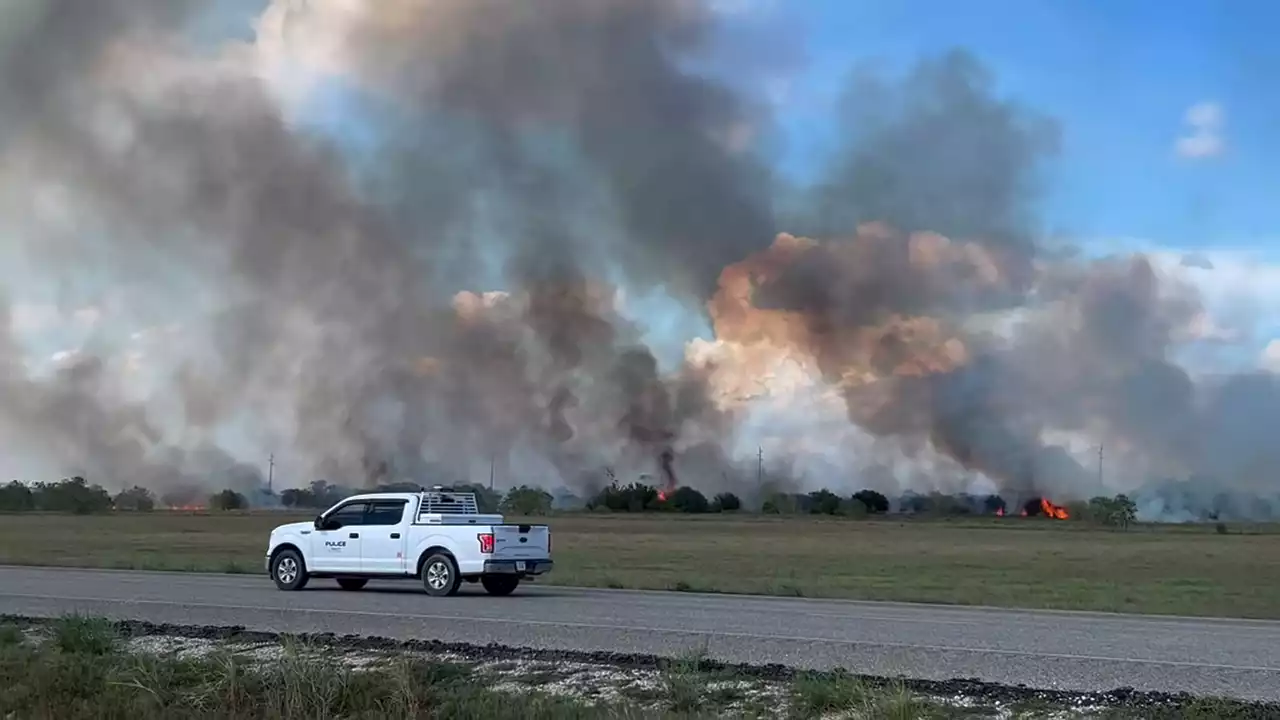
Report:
1,511,1278,619
6,615,1262,719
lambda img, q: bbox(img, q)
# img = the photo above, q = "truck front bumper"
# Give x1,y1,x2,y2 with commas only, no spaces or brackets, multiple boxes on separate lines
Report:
483,559,553,575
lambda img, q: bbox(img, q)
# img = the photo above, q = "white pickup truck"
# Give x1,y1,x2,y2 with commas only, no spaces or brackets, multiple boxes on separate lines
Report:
264,488,552,596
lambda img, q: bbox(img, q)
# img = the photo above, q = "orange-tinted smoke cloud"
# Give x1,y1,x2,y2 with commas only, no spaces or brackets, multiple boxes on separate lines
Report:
705,223,1002,396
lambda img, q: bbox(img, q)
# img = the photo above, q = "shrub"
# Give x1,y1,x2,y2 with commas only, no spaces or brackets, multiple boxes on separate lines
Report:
279,480,353,509
453,483,503,513
807,489,843,516
842,498,869,518
761,492,805,515
208,489,247,511
587,482,661,512
666,487,710,514
982,494,1006,515
0,480,34,511
1086,494,1137,528
711,492,741,512
501,485,554,516
29,477,113,514
112,486,155,512
852,489,889,514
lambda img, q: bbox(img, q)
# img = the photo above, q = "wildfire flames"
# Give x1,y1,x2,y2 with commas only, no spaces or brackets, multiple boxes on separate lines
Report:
1040,498,1070,520
1016,497,1070,520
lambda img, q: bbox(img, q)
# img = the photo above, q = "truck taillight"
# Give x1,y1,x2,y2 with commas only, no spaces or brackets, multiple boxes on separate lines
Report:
547,532,551,553
478,532,494,554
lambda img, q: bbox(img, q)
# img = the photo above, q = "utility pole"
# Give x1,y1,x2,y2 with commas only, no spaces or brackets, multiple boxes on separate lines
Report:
268,453,275,495
489,454,495,491
756,446,763,491
1096,443,1104,490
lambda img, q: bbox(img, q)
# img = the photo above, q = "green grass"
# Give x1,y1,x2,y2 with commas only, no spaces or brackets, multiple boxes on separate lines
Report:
3,511,1280,618
0,616,957,719
1,616,1275,719
0,620,642,719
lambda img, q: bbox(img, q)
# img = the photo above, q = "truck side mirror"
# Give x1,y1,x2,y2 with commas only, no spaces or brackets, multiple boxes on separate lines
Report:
313,515,323,530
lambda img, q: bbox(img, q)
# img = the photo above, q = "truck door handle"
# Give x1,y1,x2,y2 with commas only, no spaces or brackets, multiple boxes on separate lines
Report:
390,533,400,539
349,532,359,539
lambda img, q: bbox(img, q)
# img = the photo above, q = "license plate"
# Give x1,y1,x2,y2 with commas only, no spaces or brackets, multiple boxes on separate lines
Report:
515,561,527,572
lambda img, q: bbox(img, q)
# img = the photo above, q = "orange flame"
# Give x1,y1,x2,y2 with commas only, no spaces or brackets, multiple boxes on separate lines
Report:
995,506,1004,517
1039,498,1070,520
657,491,668,502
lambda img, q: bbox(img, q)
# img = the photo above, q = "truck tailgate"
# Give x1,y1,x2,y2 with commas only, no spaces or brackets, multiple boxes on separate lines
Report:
492,524,550,559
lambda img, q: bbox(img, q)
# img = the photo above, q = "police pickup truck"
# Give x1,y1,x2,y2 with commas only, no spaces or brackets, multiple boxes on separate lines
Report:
265,488,552,596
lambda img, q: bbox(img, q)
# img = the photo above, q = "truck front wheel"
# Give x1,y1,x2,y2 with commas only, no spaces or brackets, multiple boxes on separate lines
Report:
480,574,520,596
271,549,309,591
421,553,461,597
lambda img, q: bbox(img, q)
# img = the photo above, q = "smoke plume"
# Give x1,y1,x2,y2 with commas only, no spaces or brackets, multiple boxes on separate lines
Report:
0,0,1275,519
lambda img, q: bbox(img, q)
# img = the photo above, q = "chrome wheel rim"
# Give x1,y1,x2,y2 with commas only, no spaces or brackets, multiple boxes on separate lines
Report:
276,557,298,584
426,561,450,590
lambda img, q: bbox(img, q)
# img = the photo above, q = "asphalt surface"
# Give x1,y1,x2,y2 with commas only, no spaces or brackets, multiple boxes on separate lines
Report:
2,565,1279,701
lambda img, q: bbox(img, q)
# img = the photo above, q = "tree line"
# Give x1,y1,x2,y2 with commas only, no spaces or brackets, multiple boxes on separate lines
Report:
0,476,1139,527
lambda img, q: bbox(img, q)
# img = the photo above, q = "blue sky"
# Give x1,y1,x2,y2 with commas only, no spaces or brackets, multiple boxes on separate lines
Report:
768,0,1278,251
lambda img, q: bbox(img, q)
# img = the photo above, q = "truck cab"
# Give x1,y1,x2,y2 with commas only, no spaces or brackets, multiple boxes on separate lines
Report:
265,488,552,596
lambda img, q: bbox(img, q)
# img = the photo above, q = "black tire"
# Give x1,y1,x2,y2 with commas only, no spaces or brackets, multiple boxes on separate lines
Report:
270,549,309,591
336,578,368,591
480,574,520,596
421,553,461,597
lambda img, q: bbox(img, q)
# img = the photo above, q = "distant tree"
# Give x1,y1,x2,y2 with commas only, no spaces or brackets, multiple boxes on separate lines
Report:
667,486,710,514
843,497,869,518
0,480,34,512
33,477,112,514
279,488,303,508
209,489,248,511
1088,494,1137,529
454,483,502,513
113,486,156,512
853,489,890,514
711,492,741,512
501,485,554,516
982,494,1007,515
808,489,843,516
925,492,970,517
761,492,804,515
587,482,660,512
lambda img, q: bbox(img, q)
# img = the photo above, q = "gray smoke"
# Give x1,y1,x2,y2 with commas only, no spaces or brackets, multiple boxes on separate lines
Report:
0,1,1275,519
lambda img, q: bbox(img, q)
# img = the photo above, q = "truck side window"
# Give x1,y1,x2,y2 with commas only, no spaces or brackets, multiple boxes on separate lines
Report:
325,502,369,529
365,500,407,526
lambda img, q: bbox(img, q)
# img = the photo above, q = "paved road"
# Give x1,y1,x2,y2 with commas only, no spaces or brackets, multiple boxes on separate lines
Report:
2,566,1279,701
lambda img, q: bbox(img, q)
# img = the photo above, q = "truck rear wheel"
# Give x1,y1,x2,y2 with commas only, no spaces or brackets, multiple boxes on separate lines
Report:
271,549,309,591
480,575,520,596
421,553,461,597
336,578,368,591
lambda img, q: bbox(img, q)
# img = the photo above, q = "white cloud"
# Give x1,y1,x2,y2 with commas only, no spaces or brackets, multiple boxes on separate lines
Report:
1261,340,1280,373
1174,101,1225,160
